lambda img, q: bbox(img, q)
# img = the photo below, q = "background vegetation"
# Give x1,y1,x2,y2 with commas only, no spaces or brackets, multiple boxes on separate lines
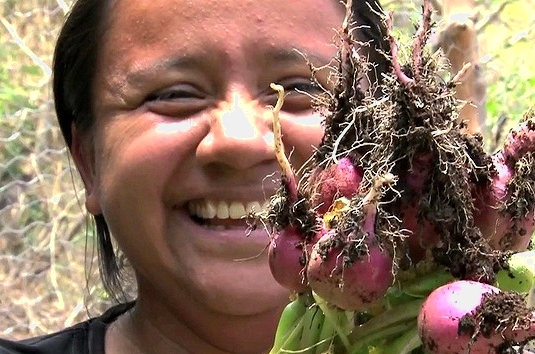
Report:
1,0,111,339
1,0,534,340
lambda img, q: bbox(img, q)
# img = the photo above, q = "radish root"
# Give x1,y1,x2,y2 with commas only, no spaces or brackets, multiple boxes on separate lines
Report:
270,83,298,201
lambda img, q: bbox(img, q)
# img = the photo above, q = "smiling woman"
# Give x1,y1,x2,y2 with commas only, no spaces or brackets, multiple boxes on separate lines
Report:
0,0,387,353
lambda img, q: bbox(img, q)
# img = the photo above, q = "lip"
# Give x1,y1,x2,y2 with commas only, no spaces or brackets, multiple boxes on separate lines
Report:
170,205,272,260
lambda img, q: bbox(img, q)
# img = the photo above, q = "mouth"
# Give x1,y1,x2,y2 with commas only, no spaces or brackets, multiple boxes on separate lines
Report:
186,199,270,229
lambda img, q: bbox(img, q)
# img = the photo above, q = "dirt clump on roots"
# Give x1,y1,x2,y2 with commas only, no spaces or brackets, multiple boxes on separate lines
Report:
267,177,319,241
498,110,535,249
300,1,511,283
459,291,535,352
260,0,533,292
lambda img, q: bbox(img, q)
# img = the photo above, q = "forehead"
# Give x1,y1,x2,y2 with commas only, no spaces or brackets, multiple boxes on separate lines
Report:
101,0,344,62
107,0,343,33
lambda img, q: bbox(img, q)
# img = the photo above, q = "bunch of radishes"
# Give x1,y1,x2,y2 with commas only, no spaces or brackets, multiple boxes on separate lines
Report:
267,89,535,354
264,0,535,353
268,82,396,310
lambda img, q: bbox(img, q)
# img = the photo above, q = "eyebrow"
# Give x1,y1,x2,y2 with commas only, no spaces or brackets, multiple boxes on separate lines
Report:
125,48,332,87
264,48,332,67
126,55,208,86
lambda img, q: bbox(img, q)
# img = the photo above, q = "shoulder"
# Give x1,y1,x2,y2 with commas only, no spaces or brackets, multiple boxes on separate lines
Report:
0,302,134,354
0,324,89,354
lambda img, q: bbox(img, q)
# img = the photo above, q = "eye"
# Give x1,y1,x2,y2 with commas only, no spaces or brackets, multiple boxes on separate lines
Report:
146,85,204,101
144,84,211,117
264,78,323,113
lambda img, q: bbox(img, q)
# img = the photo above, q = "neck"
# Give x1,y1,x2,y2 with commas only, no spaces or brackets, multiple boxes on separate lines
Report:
106,286,284,354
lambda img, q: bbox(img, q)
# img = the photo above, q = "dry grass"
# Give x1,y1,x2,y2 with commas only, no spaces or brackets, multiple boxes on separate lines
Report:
0,0,534,342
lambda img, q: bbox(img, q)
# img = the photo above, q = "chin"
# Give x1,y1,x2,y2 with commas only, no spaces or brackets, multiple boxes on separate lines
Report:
195,264,290,316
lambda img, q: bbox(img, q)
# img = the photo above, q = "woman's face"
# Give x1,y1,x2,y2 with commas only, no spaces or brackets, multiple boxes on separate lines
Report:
76,0,343,343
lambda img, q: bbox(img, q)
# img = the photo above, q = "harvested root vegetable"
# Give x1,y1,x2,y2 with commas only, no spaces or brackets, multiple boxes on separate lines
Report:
310,156,363,215
474,112,535,252
418,280,535,354
268,226,309,293
306,175,395,311
308,0,507,283
265,84,322,293
306,230,394,311
268,224,328,293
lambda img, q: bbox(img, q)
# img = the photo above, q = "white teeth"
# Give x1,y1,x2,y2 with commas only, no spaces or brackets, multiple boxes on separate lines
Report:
229,202,246,219
188,200,268,220
204,202,217,219
245,201,262,213
216,201,230,219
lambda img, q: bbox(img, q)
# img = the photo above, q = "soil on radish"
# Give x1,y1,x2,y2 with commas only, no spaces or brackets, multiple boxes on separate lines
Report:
459,291,535,351
266,178,318,241
498,113,535,249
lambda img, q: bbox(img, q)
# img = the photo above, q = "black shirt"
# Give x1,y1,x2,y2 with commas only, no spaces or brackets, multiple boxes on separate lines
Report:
0,302,134,354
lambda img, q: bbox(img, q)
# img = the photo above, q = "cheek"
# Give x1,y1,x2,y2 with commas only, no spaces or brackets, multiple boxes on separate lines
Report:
281,114,324,167
88,118,208,272
91,117,203,225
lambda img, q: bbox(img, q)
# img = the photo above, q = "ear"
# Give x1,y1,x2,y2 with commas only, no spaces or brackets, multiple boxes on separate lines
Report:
71,124,102,215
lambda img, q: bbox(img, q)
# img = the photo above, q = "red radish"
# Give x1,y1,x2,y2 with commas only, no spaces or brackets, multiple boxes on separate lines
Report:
475,155,534,251
474,118,535,251
307,229,393,311
306,177,395,311
267,85,329,293
268,224,328,293
311,157,363,215
396,153,441,261
418,280,535,354
268,227,309,293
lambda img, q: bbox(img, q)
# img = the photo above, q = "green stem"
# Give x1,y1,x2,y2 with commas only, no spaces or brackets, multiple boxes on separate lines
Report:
399,268,454,297
298,304,323,352
348,298,423,343
378,324,421,354
350,321,417,354
312,292,353,352
270,294,310,354
313,313,336,354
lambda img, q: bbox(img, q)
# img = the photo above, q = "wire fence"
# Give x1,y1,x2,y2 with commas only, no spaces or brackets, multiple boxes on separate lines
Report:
0,104,110,339
0,0,114,340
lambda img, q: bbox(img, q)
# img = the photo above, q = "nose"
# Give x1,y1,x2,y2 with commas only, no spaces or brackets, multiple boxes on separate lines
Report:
196,91,276,170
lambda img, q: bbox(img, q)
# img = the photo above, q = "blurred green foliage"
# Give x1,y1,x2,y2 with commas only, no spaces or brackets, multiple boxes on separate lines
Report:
0,44,31,116
482,0,535,140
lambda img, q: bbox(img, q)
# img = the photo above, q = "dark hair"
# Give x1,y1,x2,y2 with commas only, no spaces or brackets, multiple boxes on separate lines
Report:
52,0,387,299
53,0,104,148
350,0,390,85
53,0,126,299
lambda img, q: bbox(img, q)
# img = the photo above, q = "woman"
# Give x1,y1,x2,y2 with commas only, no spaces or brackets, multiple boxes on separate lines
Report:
0,0,387,353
